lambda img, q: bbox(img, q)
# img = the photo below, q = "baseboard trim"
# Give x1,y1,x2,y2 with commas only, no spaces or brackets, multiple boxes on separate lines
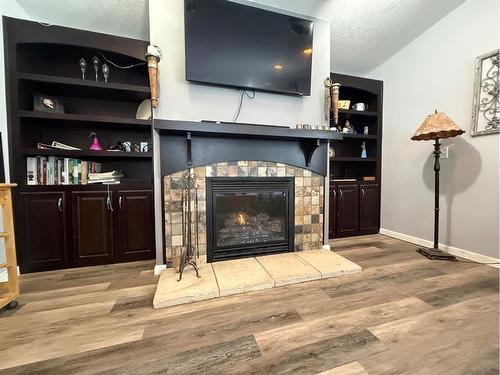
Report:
380,228,500,269
154,264,167,276
322,244,331,251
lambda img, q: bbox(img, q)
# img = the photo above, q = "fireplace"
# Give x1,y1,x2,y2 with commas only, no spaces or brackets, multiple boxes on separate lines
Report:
206,178,294,262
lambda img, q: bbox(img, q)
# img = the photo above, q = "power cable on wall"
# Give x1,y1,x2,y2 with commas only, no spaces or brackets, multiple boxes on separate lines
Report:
233,89,255,122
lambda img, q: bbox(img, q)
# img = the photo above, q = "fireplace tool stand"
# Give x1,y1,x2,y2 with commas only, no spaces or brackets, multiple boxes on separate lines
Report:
178,168,201,281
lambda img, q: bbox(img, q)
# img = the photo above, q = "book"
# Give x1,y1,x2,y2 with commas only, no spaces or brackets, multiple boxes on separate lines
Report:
42,158,47,185
25,157,106,185
51,141,81,150
48,156,55,185
88,171,124,179
26,157,37,185
72,160,79,185
88,179,121,184
37,142,57,149
63,158,70,185
332,178,356,182
81,161,88,185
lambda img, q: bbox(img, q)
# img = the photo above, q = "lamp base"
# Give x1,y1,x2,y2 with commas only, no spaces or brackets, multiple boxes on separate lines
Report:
417,247,457,261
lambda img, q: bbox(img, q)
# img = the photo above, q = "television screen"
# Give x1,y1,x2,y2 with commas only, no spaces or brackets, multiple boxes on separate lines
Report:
184,0,314,96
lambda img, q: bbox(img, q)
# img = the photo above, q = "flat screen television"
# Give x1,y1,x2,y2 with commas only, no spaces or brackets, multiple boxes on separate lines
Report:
184,0,314,96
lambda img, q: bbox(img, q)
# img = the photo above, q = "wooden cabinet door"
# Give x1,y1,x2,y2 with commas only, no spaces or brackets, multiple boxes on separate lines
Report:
328,185,337,238
116,190,155,262
337,184,359,236
72,191,113,266
359,184,379,232
19,192,67,271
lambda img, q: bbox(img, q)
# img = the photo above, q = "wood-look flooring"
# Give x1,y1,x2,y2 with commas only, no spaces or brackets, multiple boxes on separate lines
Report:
0,234,498,374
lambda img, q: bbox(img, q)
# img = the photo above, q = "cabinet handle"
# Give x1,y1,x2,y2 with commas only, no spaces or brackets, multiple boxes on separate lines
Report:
119,196,123,210
361,188,365,199
57,197,63,212
339,190,343,200
106,197,113,211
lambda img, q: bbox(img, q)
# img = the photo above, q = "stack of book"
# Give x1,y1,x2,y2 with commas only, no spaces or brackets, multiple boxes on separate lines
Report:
37,141,81,150
88,171,124,185
26,157,102,185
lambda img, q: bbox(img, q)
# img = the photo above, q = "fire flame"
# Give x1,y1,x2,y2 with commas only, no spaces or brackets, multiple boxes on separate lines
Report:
238,214,246,225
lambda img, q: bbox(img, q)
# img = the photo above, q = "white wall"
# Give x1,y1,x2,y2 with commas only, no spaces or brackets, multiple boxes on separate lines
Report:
149,0,331,127
369,0,499,258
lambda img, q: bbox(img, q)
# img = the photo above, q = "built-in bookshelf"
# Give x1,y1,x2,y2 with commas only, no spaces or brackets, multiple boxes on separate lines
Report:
329,73,383,182
4,17,155,272
329,73,383,239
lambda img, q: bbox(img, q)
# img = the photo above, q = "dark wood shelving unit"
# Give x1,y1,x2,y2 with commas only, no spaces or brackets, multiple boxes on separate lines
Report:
338,109,378,117
341,134,378,140
18,111,151,127
3,17,156,272
329,73,383,239
21,148,152,159
331,157,377,162
18,72,150,94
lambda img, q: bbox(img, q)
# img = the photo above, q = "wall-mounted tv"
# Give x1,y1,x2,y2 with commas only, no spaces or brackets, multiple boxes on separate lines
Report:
184,0,314,96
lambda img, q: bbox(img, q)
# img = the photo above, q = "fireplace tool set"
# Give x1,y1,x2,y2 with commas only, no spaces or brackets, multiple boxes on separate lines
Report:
178,168,201,281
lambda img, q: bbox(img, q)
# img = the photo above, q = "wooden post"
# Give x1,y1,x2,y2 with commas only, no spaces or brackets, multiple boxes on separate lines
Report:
0,184,19,310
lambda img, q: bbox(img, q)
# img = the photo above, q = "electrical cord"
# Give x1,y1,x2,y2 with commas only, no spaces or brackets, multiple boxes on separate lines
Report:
233,89,255,122
96,50,146,69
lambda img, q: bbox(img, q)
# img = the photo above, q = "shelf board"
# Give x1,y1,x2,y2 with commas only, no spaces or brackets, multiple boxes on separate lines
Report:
330,157,377,162
17,72,150,101
18,111,151,127
21,180,153,190
22,148,152,159
338,109,378,117
338,134,378,140
155,119,343,141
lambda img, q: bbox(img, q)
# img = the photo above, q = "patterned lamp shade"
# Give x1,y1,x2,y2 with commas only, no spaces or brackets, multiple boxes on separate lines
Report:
411,111,465,141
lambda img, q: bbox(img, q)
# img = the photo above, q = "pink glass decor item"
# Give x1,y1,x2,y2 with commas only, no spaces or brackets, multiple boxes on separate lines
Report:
89,132,103,151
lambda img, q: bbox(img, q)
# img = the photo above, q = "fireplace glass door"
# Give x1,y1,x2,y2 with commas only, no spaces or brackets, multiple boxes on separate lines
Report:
207,178,294,262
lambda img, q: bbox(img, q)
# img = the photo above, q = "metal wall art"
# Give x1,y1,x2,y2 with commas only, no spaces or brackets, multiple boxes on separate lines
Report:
471,49,499,136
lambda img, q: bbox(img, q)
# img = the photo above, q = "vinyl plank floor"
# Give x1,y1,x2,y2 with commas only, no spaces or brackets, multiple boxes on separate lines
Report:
1,235,498,374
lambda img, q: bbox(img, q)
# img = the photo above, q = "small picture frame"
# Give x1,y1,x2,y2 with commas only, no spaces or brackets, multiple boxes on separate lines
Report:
33,94,65,113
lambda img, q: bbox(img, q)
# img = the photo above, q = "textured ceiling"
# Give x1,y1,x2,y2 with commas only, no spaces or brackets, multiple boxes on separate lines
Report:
16,0,149,40
248,0,466,75
16,0,466,74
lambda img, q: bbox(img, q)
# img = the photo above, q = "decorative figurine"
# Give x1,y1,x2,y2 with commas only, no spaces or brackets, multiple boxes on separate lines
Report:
79,58,87,80
89,132,103,151
343,120,353,134
92,55,100,81
361,141,367,158
364,125,369,135
102,63,109,83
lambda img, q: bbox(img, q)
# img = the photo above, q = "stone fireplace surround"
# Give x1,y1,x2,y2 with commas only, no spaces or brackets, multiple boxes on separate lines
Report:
164,161,325,268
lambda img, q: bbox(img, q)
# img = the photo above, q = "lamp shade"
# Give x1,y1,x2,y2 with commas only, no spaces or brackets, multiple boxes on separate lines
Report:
411,111,465,141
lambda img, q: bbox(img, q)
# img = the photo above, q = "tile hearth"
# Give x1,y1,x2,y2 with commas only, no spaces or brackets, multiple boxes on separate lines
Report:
153,250,361,309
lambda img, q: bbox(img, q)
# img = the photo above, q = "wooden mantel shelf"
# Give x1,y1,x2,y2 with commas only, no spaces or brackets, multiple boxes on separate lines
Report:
154,120,343,142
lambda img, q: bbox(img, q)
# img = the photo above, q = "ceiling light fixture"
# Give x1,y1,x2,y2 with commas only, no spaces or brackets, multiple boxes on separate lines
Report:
274,64,283,70
303,48,313,54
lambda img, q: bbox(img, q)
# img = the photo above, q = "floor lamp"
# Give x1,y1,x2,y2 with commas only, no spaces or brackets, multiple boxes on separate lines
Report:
411,111,465,261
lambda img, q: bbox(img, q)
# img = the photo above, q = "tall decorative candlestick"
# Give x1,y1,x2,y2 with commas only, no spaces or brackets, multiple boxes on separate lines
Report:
145,45,162,108
331,83,341,130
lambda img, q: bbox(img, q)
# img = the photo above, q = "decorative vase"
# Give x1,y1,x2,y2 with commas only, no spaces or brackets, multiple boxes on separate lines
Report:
89,133,103,151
